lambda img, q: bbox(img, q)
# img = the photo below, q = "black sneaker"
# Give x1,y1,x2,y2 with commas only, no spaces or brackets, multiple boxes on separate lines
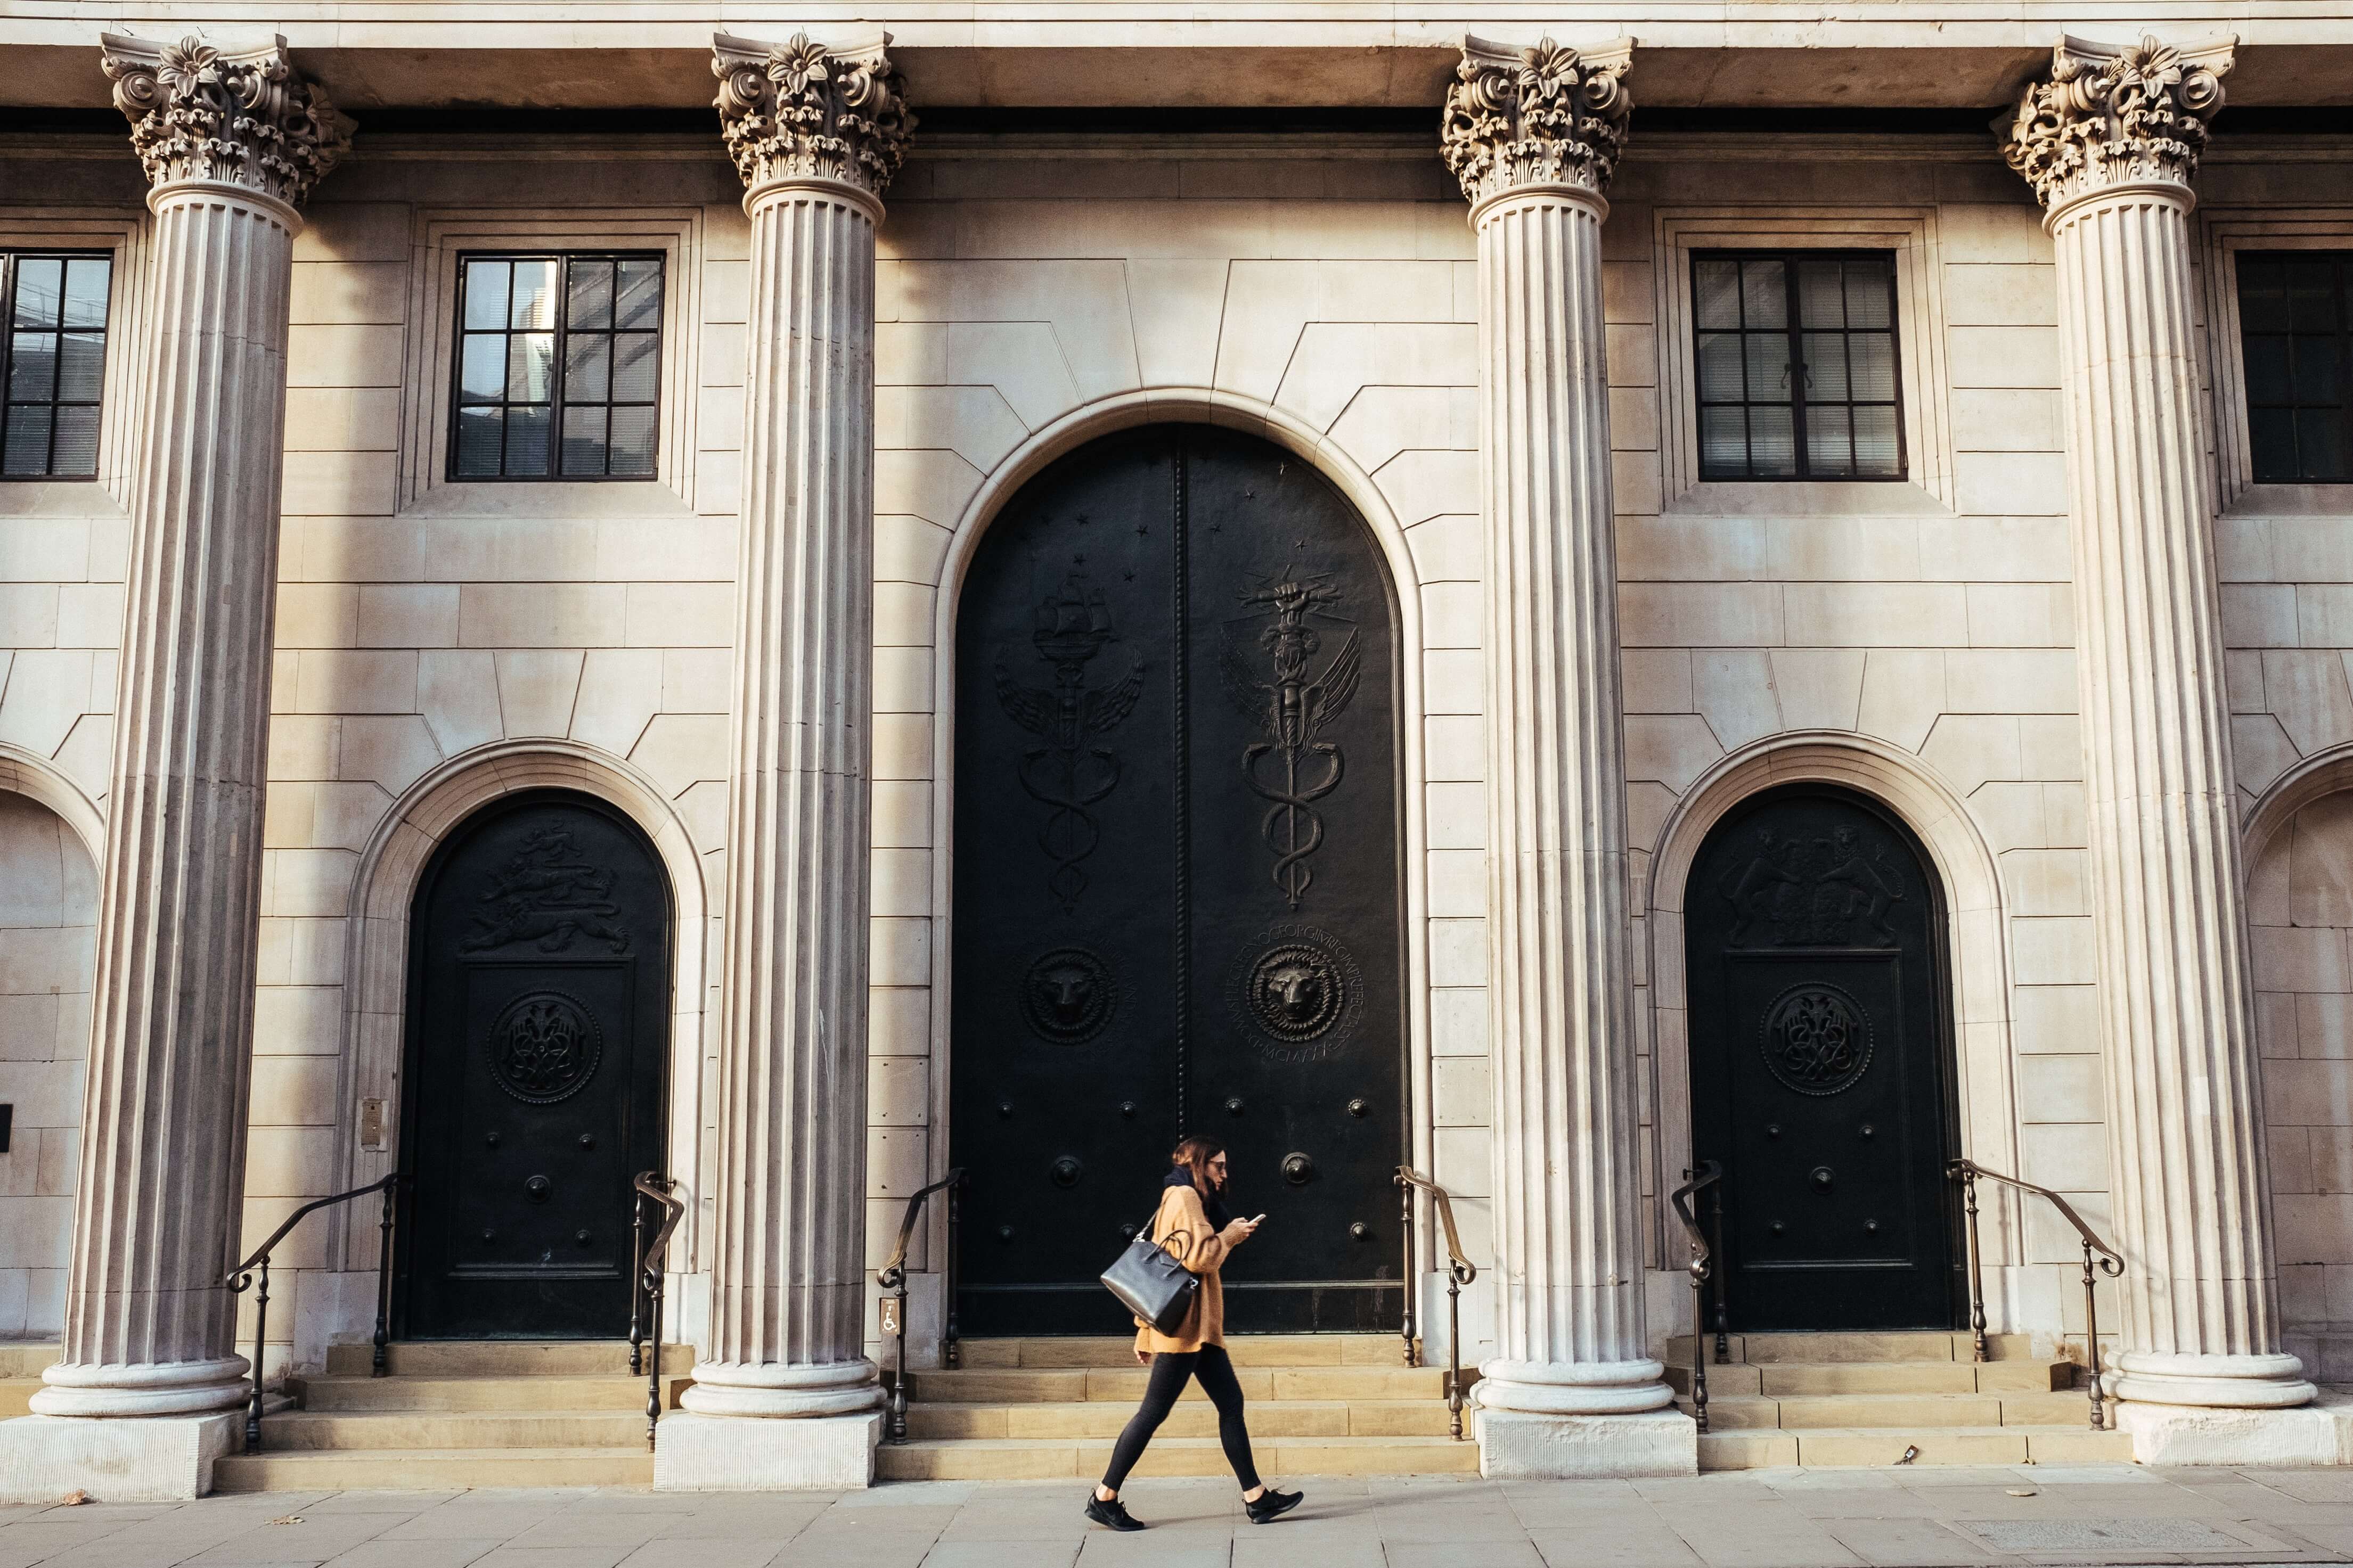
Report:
1085,1493,1146,1531
1246,1488,1304,1524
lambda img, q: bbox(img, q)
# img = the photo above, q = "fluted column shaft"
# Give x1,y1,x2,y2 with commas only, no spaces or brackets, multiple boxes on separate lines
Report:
685,86,893,1411
2050,185,2310,1408
1473,185,1665,1416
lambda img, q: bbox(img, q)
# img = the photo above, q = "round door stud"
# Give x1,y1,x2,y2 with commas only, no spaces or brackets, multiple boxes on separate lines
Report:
997,1099,1015,1119
1282,1152,1316,1186
578,1132,595,1149
1118,1222,1137,1241
481,1227,497,1242
1764,1124,1780,1139
1770,1221,1785,1236
1810,1165,1835,1192
1050,1155,1084,1188
525,1175,553,1203
1864,1219,1880,1235
1349,1221,1370,1241
1347,1098,1370,1119
1119,1101,1137,1120
1225,1097,1246,1117
1858,1123,1876,1140
485,1130,502,1148
996,1224,1015,1242
575,1228,592,1244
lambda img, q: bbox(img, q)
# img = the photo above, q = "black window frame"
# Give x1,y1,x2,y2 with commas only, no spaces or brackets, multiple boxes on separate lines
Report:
2235,249,2353,484
2,249,115,482
446,250,667,483
1690,248,1908,483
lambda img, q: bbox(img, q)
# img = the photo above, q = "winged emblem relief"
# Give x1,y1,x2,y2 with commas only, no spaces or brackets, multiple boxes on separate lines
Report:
1221,567,1362,908
994,571,1146,911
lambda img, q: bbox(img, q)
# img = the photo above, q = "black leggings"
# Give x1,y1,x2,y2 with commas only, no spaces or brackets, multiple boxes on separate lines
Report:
1100,1344,1259,1493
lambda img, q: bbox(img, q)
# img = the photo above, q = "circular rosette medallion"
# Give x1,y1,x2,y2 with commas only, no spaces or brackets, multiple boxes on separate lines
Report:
1758,982,1874,1096
1227,924,1363,1063
1021,947,1118,1045
486,991,603,1105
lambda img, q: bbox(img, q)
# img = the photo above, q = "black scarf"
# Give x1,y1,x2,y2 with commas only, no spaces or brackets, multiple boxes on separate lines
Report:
1165,1162,1232,1230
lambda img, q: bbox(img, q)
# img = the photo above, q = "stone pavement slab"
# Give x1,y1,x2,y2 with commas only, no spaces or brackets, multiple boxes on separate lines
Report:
1,1467,2349,1567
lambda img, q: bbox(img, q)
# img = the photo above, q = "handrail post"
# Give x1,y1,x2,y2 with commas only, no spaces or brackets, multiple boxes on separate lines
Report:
944,1175,963,1371
1958,1163,1988,1364
1399,1177,1418,1367
373,1176,397,1378
1445,1261,1465,1441
629,1187,647,1379
646,1243,664,1452
887,1266,912,1444
2082,1238,2104,1431
246,1257,269,1456
1707,1180,1727,1364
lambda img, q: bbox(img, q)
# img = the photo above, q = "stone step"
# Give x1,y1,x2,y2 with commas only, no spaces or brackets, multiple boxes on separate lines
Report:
325,1341,691,1378
1667,1359,2067,1397
1697,1424,2136,1471
1664,1332,2036,1364
0,1344,59,1380
908,1364,1462,1405
959,1335,1411,1369
1680,1391,2105,1431
261,1408,650,1451
877,1433,1482,1481
905,1397,1455,1441
212,1445,654,1492
295,1372,692,1412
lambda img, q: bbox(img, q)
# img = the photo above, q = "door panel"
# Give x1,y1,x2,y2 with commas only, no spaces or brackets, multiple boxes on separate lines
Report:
951,425,1406,1334
1685,787,1958,1331
401,793,671,1339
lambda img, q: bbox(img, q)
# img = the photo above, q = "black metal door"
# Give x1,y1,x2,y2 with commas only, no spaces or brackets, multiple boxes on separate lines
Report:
399,792,671,1339
951,425,1406,1335
1686,786,1959,1331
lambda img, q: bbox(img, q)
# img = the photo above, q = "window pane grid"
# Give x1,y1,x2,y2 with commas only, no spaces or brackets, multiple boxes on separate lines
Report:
2,253,111,479
1693,250,1905,482
2239,252,2353,482
450,252,663,481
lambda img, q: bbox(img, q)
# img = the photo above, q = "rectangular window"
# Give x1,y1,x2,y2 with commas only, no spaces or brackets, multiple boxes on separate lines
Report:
1693,251,1904,481
2,252,112,479
2238,251,2353,482
451,252,663,480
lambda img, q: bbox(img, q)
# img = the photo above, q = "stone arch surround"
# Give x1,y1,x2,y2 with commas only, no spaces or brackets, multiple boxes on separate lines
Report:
1643,733,2033,1328
917,391,1441,1273
334,740,711,1280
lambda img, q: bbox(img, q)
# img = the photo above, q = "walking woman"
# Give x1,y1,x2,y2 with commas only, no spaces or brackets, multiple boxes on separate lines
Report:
1085,1136,1304,1531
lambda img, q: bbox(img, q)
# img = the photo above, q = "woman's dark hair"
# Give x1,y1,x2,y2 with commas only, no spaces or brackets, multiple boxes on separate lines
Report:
1170,1136,1225,1191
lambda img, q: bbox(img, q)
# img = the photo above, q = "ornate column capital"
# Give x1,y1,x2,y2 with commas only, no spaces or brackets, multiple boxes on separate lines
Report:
1441,34,1634,213
712,31,914,210
99,32,348,214
1999,32,2235,216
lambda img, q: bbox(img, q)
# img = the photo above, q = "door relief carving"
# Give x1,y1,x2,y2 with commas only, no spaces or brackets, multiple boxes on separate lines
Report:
1228,923,1362,1063
1220,568,1363,908
1718,826,1907,946
1757,982,1874,1096
1022,947,1119,1045
459,826,632,954
487,990,604,1105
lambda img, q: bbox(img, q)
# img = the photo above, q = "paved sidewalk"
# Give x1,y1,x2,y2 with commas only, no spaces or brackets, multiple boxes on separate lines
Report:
3,1466,2350,1567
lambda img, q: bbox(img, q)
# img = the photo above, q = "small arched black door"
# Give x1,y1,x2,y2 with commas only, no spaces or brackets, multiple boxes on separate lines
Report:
1685,785,1960,1331
399,791,671,1339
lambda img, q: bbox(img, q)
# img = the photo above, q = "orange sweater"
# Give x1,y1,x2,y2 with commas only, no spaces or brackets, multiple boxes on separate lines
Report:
1131,1181,1248,1355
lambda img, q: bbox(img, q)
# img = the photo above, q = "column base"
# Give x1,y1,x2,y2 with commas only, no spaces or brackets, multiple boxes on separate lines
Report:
1475,1357,1674,1414
653,1411,881,1490
0,1413,240,1503
677,1358,881,1418
2111,1350,2316,1409
29,1357,249,1417
2116,1392,2353,1466
1475,1407,1697,1479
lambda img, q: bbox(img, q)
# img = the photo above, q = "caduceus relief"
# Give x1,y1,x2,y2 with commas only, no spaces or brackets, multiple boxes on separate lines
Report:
1221,568,1362,908
994,573,1145,912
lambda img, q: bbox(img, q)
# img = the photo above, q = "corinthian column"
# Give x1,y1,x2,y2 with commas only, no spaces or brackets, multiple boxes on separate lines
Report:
2000,36,2321,1446
1442,36,1690,1479
656,31,910,1492
0,34,344,1502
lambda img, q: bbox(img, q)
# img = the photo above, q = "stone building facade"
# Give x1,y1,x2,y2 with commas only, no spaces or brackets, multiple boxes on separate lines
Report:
0,9,2350,1498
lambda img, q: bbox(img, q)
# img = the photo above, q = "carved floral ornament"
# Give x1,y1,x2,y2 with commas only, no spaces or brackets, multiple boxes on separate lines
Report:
712,31,915,201
1440,34,1635,209
1999,34,2235,213
99,32,348,209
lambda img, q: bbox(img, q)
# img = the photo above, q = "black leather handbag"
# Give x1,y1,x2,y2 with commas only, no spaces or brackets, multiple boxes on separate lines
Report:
1100,1232,1198,1334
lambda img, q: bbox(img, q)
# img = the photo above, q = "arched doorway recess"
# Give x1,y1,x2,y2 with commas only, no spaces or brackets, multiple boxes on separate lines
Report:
1685,783,1963,1331
398,789,673,1339
949,423,1408,1335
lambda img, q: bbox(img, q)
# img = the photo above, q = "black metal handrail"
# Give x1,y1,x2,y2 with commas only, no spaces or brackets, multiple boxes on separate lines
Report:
224,1171,406,1456
878,1167,965,1444
1949,1158,2124,1431
1395,1166,1476,1441
629,1172,684,1451
1668,1161,1724,1434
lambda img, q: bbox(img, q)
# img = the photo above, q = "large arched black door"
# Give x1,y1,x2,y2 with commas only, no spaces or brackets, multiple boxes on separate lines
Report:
1685,785,1960,1331
399,791,671,1339
951,425,1407,1335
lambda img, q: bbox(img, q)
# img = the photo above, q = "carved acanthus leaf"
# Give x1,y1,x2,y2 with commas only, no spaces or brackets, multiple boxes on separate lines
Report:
711,30,914,200
1999,33,2235,211
1441,35,1635,207
99,32,348,209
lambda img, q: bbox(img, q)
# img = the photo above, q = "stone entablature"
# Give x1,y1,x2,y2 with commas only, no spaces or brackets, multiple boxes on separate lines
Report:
1999,33,2233,216
98,31,346,210
1440,34,1632,208
712,31,913,203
